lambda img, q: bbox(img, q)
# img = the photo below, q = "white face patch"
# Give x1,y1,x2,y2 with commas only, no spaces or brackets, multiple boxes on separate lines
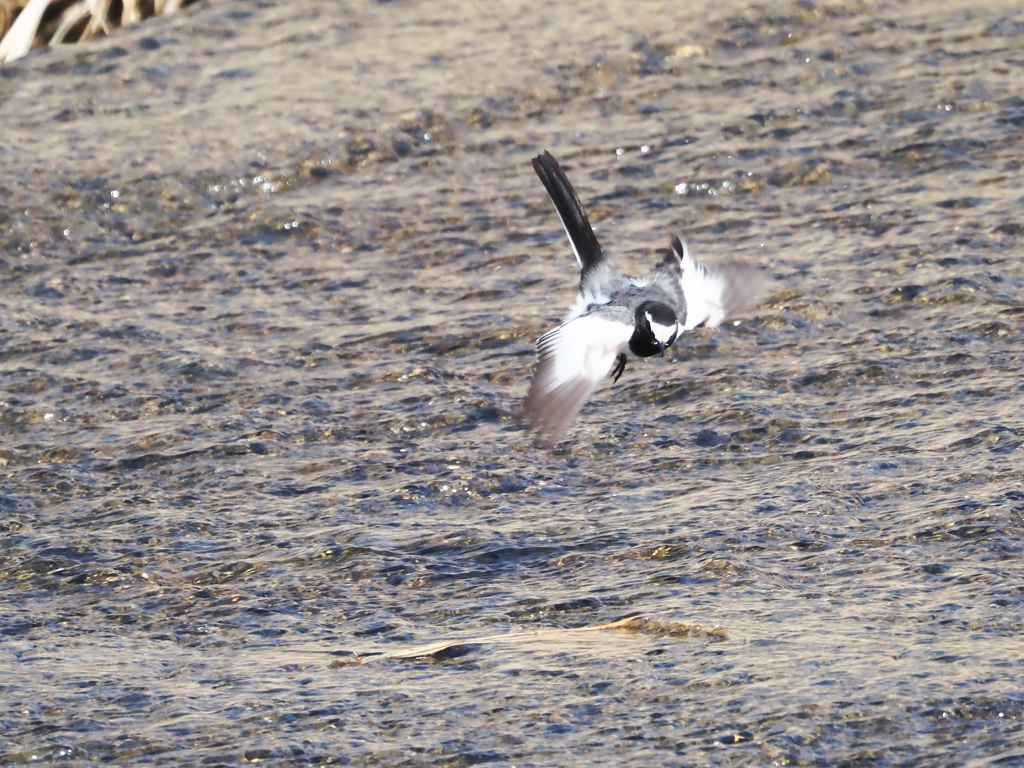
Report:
645,311,677,344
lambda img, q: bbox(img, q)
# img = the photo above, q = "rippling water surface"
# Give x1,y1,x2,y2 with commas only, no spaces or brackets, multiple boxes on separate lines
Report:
2,0,1023,765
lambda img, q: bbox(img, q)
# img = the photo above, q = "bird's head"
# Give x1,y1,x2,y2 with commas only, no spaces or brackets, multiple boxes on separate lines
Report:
630,301,680,358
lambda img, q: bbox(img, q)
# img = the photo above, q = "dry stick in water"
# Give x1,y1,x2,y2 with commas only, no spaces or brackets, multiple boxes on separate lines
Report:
345,614,726,663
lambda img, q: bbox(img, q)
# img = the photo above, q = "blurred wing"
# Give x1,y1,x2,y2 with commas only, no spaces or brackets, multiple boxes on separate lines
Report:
523,309,633,447
672,236,765,330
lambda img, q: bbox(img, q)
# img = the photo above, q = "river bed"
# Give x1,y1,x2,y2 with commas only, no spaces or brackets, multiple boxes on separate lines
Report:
2,0,1023,765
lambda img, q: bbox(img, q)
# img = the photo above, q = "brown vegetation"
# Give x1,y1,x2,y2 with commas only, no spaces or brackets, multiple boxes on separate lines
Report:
0,0,199,63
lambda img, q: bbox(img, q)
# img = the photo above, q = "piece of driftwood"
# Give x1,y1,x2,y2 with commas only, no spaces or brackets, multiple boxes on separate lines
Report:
335,614,726,664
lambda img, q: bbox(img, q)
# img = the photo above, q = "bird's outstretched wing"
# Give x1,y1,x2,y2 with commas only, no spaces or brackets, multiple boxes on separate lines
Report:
523,308,634,447
532,151,607,282
671,236,765,330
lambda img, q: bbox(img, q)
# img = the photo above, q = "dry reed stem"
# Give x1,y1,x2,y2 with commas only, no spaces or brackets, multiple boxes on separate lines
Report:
51,0,89,45
0,0,194,63
122,0,140,25
155,0,183,14
0,0,49,62
81,0,111,41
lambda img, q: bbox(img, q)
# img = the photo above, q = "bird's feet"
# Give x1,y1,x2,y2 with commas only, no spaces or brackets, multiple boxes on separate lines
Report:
610,353,627,384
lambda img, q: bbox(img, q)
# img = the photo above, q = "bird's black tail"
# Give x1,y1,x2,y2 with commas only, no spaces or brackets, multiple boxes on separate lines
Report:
532,151,606,279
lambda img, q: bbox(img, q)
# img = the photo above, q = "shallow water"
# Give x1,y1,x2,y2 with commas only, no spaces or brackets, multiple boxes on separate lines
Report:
2,0,1023,765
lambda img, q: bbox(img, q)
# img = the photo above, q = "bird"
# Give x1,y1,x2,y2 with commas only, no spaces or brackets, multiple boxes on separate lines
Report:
522,150,765,447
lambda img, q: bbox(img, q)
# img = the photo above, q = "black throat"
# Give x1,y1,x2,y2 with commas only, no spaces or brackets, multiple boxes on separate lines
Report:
628,330,663,358
629,301,678,358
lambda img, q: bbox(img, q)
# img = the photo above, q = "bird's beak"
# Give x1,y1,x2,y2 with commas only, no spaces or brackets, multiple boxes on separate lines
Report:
659,342,666,358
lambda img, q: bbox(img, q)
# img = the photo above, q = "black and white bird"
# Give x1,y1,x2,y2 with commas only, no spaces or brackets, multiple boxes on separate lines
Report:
523,150,765,447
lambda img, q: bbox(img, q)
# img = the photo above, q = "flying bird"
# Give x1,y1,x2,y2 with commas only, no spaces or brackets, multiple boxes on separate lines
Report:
523,150,765,446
